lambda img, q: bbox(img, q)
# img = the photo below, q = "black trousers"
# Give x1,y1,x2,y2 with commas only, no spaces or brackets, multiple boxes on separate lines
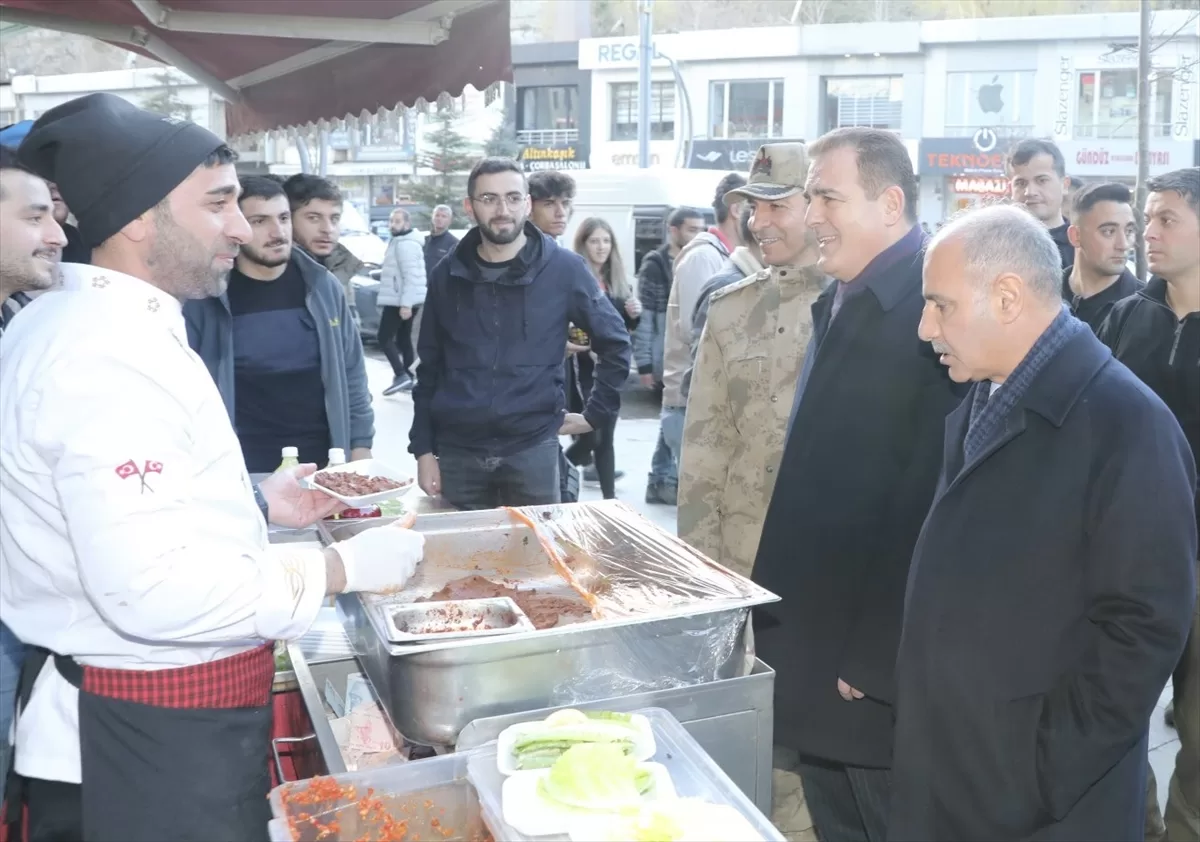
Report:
377,304,419,379
591,416,619,500
7,652,272,842
797,755,892,842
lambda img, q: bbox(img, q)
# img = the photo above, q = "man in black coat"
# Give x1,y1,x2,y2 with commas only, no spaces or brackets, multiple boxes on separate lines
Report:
1097,166,1200,842
751,127,964,842
1063,181,1141,331
890,204,1197,841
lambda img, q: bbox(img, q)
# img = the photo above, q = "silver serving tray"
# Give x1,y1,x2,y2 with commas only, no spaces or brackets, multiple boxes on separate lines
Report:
385,597,535,643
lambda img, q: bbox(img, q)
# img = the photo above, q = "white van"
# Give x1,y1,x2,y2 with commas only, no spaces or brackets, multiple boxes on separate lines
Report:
561,169,735,276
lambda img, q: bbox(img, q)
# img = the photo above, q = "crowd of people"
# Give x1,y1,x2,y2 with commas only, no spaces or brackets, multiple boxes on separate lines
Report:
0,90,1196,842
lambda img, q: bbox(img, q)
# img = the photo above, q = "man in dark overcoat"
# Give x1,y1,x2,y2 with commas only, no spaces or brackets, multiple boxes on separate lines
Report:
751,127,965,841
889,204,1197,841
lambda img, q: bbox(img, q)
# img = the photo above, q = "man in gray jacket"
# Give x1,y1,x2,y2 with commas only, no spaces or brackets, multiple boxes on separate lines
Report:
184,175,374,472
379,207,427,395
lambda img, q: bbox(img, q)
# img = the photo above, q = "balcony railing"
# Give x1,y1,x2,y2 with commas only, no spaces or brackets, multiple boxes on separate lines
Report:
1074,123,1172,140
517,128,579,146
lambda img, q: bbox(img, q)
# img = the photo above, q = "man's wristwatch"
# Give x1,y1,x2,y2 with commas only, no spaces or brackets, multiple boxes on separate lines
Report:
253,483,270,523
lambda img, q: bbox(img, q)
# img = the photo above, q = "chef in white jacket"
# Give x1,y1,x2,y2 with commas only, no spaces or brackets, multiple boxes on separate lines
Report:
0,93,424,842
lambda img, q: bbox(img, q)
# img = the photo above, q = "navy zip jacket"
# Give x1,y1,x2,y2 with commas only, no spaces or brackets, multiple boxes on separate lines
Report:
409,222,631,458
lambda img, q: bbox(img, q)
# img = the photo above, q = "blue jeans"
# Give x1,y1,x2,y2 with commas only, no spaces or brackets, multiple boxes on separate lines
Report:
648,405,686,488
438,438,561,510
0,620,26,801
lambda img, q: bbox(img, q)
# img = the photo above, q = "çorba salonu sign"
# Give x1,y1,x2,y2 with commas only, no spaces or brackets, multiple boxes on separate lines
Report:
518,144,589,171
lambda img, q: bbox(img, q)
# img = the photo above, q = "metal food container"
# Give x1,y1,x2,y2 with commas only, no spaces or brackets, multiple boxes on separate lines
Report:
386,597,535,643
322,501,779,746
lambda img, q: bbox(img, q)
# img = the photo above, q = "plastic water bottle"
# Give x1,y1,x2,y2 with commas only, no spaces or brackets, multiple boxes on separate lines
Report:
277,446,299,472
327,448,346,467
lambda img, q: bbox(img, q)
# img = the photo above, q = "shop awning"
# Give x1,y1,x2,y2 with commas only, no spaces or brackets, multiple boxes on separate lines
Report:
0,0,512,136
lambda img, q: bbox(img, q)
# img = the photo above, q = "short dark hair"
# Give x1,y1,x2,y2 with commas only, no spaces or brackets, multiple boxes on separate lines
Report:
1147,167,1200,219
0,144,35,200
0,144,27,172
668,206,704,228
808,127,919,223
713,173,747,224
1070,181,1131,223
1007,139,1066,178
239,174,287,205
282,173,342,210
1067,175,1085,190
528,170,576,202
737,202,753,245
467,157,524,199
203,145,238,168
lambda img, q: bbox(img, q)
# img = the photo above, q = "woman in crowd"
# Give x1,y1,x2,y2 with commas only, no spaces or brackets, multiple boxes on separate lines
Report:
569,218,640,499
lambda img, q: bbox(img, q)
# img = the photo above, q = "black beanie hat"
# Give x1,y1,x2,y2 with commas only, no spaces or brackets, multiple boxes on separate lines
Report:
17,93,227,248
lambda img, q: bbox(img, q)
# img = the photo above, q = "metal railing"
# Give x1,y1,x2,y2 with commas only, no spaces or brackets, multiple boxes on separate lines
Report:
517,128,579,145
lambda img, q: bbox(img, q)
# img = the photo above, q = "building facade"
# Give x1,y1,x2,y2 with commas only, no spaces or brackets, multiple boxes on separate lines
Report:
516,9,1200,228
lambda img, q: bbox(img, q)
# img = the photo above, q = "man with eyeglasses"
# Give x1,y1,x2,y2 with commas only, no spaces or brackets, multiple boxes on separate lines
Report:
409,157,631,510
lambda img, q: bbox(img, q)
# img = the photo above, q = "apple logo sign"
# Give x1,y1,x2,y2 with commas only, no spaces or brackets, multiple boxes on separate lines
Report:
978,75,1005,114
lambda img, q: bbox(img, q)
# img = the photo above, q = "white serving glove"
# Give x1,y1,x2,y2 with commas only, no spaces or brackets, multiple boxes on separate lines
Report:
332,519,425,594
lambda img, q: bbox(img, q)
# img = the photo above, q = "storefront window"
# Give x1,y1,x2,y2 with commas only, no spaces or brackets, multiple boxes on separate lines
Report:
370,176,398,208
944,71,1036,138
517,86,579,133
333,176,369,212
1076,69,1171,139
709,80,785,139
823,76,903,133
611,81,675,141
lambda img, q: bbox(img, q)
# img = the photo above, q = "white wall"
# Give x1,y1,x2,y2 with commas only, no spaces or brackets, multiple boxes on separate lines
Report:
10,67,218,132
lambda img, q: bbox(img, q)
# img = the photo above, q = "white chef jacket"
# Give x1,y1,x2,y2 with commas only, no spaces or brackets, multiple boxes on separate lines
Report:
0,264,329,785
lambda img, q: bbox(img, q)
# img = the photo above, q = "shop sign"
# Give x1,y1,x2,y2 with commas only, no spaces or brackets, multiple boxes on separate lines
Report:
951,176,1010,196
519,143,589,171
1175,55,1193,140
918,135,1014,176
1054,56,1073,139
610,152,663,167
1058,140,1193,177
687,137,805,170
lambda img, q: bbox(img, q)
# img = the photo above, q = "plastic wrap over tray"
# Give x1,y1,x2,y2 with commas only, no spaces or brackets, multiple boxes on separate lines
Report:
334,501,777,745
503,500,770,618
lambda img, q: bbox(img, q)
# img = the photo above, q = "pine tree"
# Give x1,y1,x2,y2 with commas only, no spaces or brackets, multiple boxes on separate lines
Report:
485,105,521,159
409,112,478,228
141,69,194,122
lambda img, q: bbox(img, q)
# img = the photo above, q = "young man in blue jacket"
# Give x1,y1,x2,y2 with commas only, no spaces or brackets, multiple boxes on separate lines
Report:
184,175,375,473
410,158,631,510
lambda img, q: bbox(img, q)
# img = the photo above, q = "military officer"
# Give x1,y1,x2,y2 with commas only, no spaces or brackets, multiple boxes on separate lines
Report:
678,142,826,582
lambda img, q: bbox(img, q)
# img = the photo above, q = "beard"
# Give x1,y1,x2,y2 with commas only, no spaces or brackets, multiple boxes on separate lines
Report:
479,213,526,246
146,204,237,300
390,226,411,237
0,248,60,295
241,240,292,270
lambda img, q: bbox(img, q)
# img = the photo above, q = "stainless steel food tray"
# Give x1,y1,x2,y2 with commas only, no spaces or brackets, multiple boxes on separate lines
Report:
385,597,535,643
322,501,779,745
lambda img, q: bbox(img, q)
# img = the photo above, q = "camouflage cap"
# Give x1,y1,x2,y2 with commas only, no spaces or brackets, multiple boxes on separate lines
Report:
725,142,810,203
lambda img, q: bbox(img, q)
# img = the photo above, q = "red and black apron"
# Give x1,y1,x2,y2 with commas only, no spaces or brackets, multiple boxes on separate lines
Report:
4,645,275,842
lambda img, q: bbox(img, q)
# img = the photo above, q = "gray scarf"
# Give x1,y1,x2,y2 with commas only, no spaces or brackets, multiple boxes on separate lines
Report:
963,306,1088,465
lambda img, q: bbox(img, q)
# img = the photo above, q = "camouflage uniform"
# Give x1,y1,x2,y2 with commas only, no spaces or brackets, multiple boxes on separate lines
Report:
678,261,826,579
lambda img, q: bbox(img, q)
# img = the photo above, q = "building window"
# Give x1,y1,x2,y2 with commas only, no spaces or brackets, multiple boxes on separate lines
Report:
709,80,784,139
944,71,1036,138
610,81,675,142
1076,69,1171,139
518,85,578,132
823,76,903,133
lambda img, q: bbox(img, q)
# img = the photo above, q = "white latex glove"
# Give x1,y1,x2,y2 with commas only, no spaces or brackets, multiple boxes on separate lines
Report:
332,520,425,594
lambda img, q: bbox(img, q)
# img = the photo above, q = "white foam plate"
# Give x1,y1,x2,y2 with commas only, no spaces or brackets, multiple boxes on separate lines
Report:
497,712,655,776
567,800,766,842
501,762,676,838
301,459,415,506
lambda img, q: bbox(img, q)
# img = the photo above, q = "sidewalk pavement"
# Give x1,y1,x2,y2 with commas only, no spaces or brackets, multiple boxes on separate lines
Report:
360,351,1182,824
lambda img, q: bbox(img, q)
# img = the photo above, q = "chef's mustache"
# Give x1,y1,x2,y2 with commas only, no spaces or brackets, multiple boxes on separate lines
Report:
264,240,288,248
931,341,951,355
33,248,60,261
